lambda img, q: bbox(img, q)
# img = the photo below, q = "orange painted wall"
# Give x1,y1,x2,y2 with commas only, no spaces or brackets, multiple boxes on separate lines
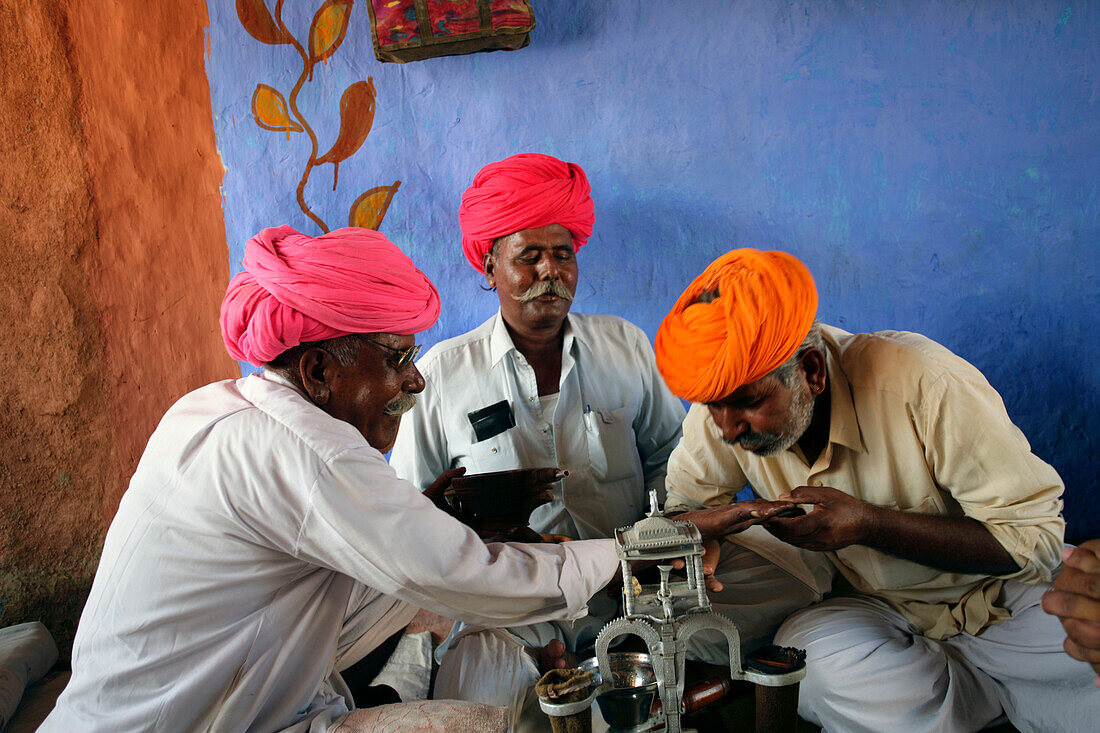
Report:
0,0,235,657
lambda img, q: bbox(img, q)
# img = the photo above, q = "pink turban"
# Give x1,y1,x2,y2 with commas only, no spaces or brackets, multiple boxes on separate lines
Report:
220,226,441,366
459,153,595,273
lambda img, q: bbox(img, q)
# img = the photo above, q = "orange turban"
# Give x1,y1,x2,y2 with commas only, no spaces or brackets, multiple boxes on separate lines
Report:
655,249,818,403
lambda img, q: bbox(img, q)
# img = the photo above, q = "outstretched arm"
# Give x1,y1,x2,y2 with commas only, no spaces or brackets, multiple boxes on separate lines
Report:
670,499,798,591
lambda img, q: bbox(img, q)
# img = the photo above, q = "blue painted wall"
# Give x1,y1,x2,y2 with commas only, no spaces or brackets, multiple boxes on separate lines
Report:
205,1,1099,539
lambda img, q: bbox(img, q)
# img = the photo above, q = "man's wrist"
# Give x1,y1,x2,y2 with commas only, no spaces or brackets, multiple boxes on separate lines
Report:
859,502,887,547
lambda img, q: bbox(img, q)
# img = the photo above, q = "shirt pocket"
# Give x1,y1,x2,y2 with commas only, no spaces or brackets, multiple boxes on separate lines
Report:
833,495,947,591
464,429,520,472
584,406,642,483
570,474,646,538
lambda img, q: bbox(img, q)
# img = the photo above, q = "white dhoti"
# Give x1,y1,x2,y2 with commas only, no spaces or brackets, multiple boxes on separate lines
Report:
774,578,1100,733
685,532,834,666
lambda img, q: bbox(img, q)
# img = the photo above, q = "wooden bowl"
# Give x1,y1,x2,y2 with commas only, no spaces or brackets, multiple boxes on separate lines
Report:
445,467,563,533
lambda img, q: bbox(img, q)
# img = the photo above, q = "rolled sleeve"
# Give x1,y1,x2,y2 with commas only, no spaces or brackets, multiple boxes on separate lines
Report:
922,372,1066,583
557,539,620,618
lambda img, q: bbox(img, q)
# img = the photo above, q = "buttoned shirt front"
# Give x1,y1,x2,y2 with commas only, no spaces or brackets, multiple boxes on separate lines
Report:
42,372,618,733
391,312,686,540
665,326,1065,639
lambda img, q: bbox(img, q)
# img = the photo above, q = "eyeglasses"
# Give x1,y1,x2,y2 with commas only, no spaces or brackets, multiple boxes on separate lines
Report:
353,335,422,370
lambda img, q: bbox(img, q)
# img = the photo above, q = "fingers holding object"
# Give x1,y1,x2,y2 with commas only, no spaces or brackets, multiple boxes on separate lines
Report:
779,486,828,503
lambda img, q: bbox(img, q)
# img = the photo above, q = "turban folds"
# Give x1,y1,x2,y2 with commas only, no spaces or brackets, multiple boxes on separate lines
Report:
459,153,595,273
655,249,818,404
220,226,440,366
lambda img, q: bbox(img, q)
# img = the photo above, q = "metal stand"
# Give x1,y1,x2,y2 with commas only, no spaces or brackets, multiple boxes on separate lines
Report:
589,491,805,733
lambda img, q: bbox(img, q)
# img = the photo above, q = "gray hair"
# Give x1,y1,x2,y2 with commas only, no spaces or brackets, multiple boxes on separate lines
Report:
264,334,365,385
768,321,825,387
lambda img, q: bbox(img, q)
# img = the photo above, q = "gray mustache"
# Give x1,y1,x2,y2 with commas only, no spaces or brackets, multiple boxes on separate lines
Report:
384,393,417,417
513,280,574,303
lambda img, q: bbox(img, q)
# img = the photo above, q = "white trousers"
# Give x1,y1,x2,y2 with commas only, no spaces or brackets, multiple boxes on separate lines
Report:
435,538,827,730
774,579,1100,733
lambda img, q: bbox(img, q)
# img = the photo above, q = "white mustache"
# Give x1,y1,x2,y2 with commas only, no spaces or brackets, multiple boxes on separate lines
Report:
513,280,574,303
383,393,417,416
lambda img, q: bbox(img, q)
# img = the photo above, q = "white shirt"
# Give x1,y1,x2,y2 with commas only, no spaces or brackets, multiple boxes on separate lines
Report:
41,372,618,733
390,312,686,540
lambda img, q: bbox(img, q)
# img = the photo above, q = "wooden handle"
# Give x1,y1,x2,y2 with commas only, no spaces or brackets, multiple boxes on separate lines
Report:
682,676,732,714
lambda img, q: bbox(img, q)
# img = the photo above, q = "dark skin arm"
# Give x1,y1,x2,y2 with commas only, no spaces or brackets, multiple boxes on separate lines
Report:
763,485,1020,576
667,499,799,591
674,499,798,542
1042,540,1100,686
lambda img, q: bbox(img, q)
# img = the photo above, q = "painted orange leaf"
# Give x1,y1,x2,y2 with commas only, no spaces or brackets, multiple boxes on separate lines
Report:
251,84,303,136
309,0,353,64
236,0,292,45
318,79,376,169
349,181,402,230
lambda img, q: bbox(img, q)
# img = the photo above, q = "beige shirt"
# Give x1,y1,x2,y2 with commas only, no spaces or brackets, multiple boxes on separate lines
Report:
665,326,1065,639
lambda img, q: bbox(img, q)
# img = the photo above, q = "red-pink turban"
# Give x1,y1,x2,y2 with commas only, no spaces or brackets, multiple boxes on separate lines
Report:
220,226,441,366
655,249,818,404
459,153,595,273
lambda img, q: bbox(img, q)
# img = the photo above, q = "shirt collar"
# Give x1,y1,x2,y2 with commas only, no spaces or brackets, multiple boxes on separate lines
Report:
822,331,865,454
258,368,304,395
488,309,577,367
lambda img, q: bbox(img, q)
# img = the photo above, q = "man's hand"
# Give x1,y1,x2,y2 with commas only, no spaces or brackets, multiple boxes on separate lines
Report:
423,467,467,513
699,539,723,592
762,485,1019,576
536,638,577,674
675,499,798,541
1042,540,1100,687
672,501,798,593
762,485,877,551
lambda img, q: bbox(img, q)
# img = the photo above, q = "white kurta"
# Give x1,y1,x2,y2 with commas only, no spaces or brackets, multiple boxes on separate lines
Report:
40,372,618,733
390,311,686,541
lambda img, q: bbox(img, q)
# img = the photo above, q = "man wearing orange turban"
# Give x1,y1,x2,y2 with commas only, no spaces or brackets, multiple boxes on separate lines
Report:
389,154,692,726
654,249,1097,731
45,226,639,733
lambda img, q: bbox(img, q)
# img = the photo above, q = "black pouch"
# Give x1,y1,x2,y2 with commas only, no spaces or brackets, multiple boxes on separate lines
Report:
468,400,515,442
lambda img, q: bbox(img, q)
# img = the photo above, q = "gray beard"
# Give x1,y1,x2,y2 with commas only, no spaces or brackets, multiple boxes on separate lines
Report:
724,381,815,457
383,392,417,417
513,279,574,302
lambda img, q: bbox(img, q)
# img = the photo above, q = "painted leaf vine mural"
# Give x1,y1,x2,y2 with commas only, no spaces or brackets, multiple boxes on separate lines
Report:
237,0,401,233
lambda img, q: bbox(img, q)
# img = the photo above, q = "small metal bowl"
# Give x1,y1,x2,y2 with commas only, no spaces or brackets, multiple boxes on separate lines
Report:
576,652,656,689
578,653,659,731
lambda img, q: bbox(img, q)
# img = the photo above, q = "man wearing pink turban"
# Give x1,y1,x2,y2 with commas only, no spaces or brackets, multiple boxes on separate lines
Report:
44,226,645,733
389,154,689,725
